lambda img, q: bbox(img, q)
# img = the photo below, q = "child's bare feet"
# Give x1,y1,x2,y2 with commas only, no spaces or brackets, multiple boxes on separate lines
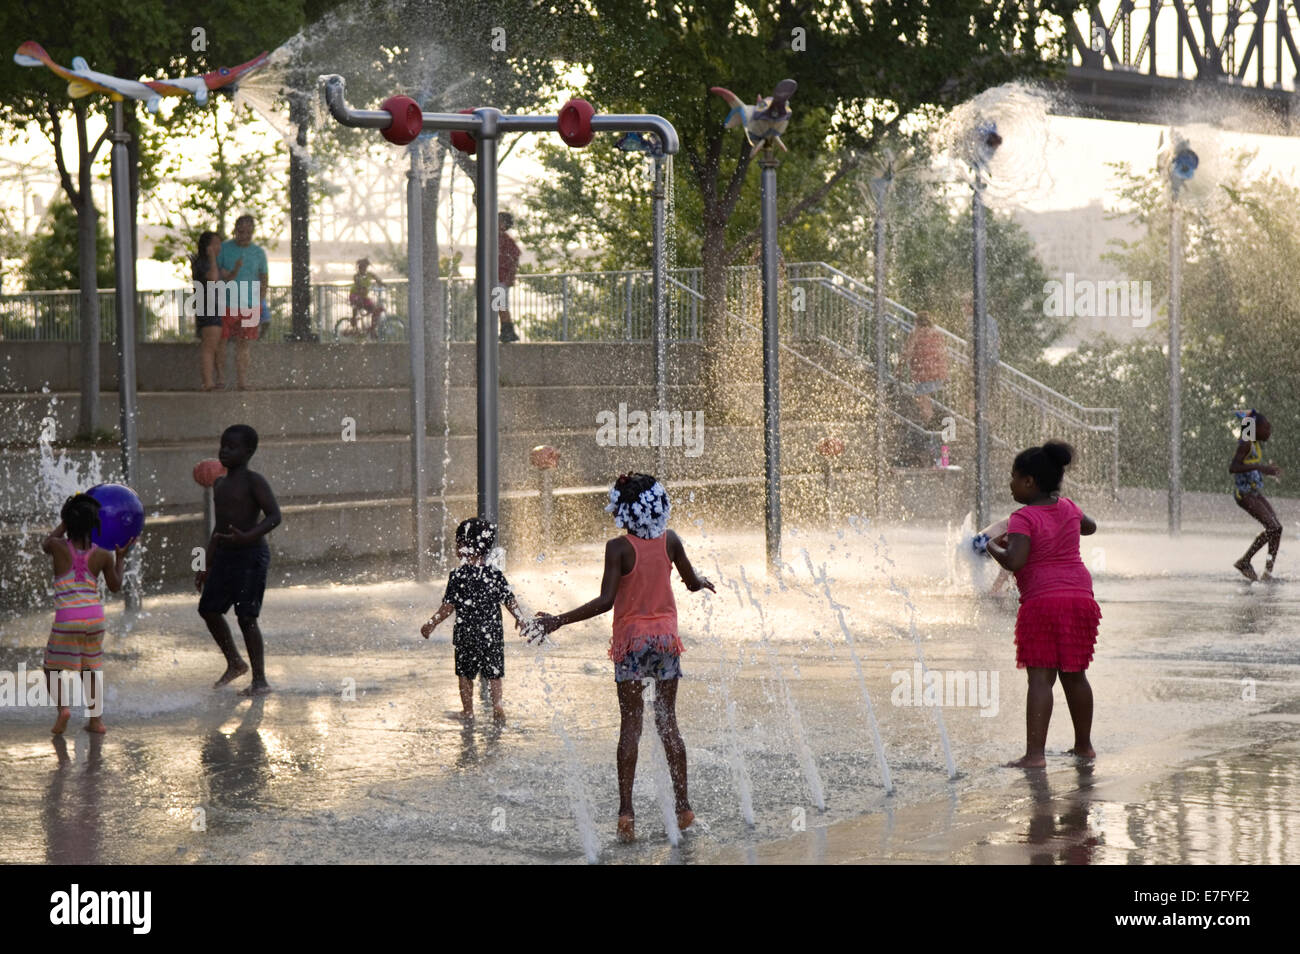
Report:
617,814,636,843
460,708,475,724
214,661,250,688
51,707,71,735
492,705,505,723
239,681,272,697
677,809,695,831
1005,754,1047,768
1235,558,1258,581
1068,745,1096,759
85,717,107,734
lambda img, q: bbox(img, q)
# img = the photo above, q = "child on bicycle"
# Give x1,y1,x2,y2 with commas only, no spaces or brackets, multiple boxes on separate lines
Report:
349,258,386,320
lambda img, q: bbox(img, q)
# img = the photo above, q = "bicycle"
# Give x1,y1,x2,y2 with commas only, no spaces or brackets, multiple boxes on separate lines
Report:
334,285,406,341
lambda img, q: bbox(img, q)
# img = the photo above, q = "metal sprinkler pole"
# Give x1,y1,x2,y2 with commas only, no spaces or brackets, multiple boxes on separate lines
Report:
652,151,668,479
475,111,501,523
407,146,430,575
110,99,141,610
759,154,782,570
872,182,888,517
972,169,990,531
1169,195,1182,536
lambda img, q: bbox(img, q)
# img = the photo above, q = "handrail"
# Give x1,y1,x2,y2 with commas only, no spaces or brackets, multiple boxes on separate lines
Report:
665,274,944,441
792,267,1119,418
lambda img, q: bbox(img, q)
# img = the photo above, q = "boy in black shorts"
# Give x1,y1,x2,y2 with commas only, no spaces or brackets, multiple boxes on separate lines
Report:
196,424,282,695
421,519,523,721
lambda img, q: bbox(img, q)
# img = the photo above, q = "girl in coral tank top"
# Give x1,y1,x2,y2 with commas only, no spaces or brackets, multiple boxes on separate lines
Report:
537,473,714,844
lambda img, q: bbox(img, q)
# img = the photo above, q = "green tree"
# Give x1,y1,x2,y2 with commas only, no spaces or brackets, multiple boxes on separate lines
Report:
530,0,1088,398
148,102,285,264
23,196,114,290
0,208,24,288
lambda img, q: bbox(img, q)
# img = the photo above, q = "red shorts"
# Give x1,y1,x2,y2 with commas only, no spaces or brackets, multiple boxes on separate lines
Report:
1014,593,1101,672
221,310,260,340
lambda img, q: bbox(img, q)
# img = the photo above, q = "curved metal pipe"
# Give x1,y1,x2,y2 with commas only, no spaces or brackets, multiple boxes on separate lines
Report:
591,114,679,154
320,74,391,129
322,76,679,152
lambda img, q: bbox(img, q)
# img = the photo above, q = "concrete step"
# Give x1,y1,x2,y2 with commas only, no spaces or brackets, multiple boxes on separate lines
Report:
0,389,412,445
1,375,877,446
0,341,712,392
0,420,895,521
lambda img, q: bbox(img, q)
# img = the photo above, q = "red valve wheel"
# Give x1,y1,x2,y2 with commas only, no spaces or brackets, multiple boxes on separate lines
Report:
558,98,594,148
380,95,422,145
450,108,478,154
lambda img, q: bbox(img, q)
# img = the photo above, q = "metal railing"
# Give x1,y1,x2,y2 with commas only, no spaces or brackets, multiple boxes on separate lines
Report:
1,264,1116,490
783,262,1120,495
0,273,702,343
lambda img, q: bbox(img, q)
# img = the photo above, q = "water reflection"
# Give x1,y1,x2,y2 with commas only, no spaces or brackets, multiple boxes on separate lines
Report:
1099,748,1299,864
1022,764,1099,865
42,733,105,864
200,698,269,820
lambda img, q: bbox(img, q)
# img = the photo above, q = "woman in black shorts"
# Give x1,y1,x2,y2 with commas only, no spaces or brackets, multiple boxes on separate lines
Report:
193,231,224,390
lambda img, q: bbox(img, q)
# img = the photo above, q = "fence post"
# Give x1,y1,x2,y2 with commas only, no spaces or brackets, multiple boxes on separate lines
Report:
1112,408,1120,501
624,273,633,339
696,272,701,339
561,274,569,341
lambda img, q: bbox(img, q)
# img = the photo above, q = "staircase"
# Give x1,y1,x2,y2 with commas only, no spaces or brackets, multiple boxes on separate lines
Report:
780,262,1120,496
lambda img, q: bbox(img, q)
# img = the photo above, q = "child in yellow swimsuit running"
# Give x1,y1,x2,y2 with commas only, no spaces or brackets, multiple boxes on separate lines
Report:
1229,409,1282,581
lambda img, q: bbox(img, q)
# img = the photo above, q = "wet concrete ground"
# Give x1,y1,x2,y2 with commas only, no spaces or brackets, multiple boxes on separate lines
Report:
1,525,1297,864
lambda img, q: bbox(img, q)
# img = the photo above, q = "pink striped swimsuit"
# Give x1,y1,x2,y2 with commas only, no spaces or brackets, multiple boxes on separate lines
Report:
43,541,106,672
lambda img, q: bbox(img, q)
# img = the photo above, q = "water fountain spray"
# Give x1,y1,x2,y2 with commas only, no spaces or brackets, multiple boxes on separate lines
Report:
406,143,431,575
866,150,897,516
322,77,679,528
711,79,797,572
799,550,894,794
732,562,827,811
1163,132,1198,537
616,132,670,479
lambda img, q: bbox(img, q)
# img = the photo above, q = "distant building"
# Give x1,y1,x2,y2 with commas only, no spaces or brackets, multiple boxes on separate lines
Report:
1014,200,1149,348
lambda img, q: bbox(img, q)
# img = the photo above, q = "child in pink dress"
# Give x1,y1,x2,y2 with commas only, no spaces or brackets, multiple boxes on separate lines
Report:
536,473,714,843
985,442,1101,768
